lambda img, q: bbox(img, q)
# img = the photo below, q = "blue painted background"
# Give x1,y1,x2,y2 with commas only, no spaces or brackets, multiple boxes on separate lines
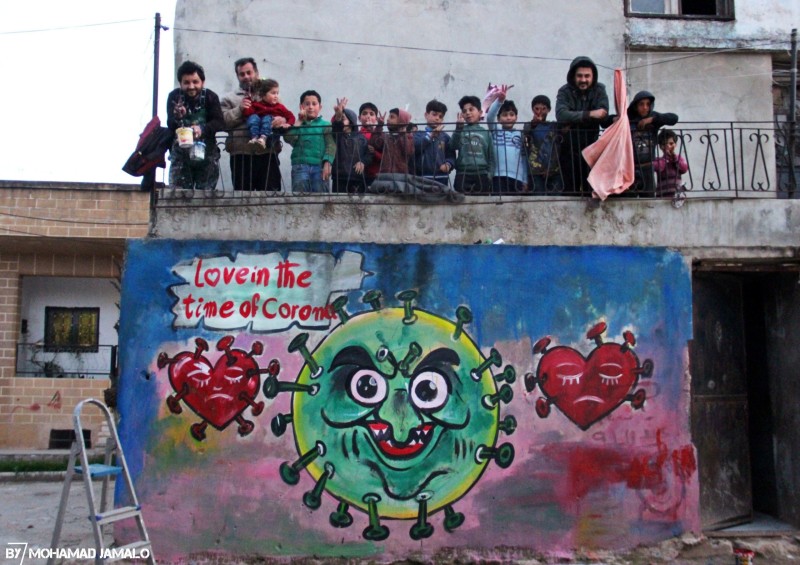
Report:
117,240,695,560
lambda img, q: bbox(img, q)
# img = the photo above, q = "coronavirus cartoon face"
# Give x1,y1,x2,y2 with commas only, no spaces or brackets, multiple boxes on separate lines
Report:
265,291,516,541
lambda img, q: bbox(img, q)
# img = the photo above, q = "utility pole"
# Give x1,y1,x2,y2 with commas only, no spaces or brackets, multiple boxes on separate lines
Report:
152,12,164,117
145,12,169,198
788,28,797,197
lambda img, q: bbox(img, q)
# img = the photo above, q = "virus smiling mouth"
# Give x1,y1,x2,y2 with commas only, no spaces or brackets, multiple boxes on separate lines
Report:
367,422,434,458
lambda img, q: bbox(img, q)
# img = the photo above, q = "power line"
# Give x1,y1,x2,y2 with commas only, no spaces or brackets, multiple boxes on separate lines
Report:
173,25,788,73
172,26,576,64
0,18,148,35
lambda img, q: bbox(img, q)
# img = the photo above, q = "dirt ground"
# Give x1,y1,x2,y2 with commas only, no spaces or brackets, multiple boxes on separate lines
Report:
1,479,798,564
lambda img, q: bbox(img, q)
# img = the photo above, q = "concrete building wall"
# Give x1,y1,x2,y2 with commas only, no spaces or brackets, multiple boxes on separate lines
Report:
625,52,774,123
137,1,800,559
153,197,800,261
175,0,624,123
171,1,786,193
628,0,800,49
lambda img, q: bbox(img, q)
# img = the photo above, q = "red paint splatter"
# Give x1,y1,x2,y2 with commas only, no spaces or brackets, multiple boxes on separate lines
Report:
672,445,697,481
542,429,697,505
28,403,41,411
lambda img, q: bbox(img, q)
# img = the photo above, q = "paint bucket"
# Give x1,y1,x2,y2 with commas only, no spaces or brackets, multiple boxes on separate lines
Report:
176,127,194,148
189,141,206,162
734,548,755,564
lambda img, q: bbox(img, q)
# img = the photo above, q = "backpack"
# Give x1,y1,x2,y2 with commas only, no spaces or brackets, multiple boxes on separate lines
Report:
122,116,174,177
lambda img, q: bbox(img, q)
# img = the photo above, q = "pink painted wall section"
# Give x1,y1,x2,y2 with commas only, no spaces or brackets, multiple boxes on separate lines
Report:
117,240,699,561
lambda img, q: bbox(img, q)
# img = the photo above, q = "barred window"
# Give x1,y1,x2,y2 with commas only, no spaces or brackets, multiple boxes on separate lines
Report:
44,307,100,352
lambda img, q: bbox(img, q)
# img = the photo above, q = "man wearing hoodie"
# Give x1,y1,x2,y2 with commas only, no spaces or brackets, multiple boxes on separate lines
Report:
555,56,609,195
626,90,679,195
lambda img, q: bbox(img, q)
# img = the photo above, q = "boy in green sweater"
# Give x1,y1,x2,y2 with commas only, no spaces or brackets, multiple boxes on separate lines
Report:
283,90,336,193
451,95,493,194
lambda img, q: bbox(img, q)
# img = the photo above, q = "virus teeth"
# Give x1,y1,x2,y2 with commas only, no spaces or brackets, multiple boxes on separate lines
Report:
367,422,434,458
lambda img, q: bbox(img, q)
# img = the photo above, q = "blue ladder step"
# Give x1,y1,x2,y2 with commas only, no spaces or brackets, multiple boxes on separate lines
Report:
75,464,122,478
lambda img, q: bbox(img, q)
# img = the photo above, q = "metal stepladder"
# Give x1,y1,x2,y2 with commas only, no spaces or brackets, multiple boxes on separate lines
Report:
49,398,155,565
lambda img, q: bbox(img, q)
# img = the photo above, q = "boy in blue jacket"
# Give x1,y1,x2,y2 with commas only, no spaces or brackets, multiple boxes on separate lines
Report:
413,99,456,187
523,95,563,194
486,85,527,193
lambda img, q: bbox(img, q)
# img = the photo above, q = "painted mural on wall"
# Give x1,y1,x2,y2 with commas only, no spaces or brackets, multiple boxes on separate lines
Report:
117,241,698,561
527,322,653,430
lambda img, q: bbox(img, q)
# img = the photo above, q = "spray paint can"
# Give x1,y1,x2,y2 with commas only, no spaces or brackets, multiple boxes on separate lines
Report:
190,141,206,162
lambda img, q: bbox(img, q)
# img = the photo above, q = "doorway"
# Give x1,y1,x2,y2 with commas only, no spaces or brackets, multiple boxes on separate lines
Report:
691,268,800,531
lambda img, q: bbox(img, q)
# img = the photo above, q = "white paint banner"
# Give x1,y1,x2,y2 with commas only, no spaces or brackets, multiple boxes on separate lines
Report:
169,251,368,331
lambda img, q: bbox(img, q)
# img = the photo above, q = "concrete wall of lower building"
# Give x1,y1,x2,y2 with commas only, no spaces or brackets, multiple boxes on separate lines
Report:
152,196,800,261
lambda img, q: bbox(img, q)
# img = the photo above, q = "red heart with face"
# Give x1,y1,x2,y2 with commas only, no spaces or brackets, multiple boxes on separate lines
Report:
535,343,641,430
166,340,262,431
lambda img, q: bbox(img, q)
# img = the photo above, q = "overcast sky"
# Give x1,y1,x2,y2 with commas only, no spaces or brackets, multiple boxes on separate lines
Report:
0,1,176,184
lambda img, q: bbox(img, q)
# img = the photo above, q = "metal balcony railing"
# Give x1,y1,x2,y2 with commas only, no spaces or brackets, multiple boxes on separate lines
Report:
15,343,117,379
152,121,799,206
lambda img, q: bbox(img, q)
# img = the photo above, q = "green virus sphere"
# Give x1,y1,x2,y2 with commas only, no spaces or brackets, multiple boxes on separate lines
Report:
264,290,516,541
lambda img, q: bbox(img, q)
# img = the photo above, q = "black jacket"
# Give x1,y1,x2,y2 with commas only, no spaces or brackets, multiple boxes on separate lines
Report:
627,90,679,165
555,56,610,147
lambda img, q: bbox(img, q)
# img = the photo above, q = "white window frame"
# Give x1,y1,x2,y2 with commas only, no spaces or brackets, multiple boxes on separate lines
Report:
627,0,734,19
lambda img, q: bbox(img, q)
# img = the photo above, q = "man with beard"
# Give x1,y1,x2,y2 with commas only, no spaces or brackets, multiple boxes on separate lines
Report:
221,57,284,191
555,56,609,195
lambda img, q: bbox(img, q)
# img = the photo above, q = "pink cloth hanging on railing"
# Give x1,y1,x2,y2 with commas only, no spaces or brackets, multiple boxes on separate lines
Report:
582,69,634,200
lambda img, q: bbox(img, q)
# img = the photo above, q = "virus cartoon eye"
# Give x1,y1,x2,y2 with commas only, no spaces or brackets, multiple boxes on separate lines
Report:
410,371,449,410
348,369,387,405
599,363,623,385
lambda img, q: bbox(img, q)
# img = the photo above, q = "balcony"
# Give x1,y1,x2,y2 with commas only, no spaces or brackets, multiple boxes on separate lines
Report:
150,120,800,262
152,121,799,202
15,343,117,379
